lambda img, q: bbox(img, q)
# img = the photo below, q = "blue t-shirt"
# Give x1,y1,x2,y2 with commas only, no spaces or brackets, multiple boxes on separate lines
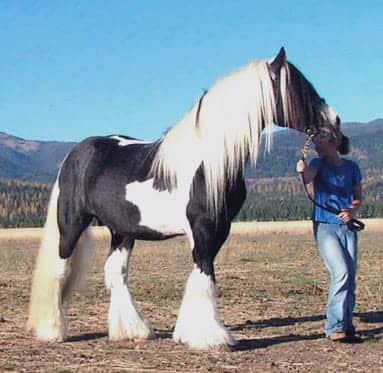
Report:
309,158,362,224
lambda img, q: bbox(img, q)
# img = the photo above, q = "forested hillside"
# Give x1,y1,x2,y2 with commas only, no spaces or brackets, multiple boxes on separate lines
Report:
0,180,50,227
1,175,382,228
1,120,382,227
252,119,383,179
237,175,383,221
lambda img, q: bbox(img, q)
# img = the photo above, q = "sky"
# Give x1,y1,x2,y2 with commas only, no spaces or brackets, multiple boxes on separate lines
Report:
1,1,382,142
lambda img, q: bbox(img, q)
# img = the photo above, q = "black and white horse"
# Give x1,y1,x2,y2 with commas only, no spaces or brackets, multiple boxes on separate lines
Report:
27,48,343,349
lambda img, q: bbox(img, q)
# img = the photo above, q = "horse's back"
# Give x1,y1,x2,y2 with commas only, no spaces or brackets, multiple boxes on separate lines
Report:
60,135,158,185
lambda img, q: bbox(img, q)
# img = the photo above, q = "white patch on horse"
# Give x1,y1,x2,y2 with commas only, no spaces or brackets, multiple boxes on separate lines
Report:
104,249,155,340
125,179,190,235
109,136,150,147
173,266,236,349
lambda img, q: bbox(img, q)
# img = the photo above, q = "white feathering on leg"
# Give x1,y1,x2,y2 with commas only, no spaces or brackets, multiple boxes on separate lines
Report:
104,249,155,340
173,267,236,349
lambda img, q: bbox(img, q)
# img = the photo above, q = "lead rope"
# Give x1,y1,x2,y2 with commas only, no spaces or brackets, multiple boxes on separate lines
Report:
299,130,365,232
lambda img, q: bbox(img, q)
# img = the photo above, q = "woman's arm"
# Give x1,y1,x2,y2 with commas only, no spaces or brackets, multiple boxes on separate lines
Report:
338,183,363,223
350,183,363,213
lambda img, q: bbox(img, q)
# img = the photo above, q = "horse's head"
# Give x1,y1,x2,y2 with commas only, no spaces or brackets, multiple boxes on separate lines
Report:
268,47,343,145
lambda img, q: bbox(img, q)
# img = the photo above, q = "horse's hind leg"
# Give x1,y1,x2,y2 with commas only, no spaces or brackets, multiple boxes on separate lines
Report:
59,216,95,308
173,222,235,349
104,234,155,341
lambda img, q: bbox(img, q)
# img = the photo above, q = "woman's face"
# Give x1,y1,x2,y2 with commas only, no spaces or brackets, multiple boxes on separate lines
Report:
314,139,337,157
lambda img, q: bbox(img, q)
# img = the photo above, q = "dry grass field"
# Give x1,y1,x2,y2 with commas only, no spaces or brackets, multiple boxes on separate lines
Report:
1,220,382,372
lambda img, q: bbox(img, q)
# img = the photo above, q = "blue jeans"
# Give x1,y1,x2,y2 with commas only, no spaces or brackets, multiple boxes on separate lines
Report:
315,223,358,337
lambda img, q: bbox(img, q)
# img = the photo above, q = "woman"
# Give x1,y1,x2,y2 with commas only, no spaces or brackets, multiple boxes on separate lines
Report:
296,134,363,342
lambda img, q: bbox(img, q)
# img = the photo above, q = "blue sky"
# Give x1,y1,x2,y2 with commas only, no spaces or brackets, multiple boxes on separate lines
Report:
1,1,382,142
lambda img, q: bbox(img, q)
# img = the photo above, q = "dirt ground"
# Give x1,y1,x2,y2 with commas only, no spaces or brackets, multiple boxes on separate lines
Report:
0,225,382,372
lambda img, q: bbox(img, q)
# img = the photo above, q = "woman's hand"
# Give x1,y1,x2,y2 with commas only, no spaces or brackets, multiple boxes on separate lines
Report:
296,160,307,173
338,209,354,223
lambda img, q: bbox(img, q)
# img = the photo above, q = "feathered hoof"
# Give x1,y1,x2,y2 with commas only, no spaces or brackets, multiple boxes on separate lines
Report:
27,323,67,343
108,324,156,341
173,325,236,350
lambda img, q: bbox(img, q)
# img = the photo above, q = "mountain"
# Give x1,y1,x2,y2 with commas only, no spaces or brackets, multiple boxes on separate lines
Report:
0,119,382,183
1,120,382,227
252,119,383,178
0,132,75,183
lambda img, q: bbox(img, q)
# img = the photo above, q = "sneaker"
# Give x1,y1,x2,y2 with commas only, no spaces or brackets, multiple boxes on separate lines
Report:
328,331,347,341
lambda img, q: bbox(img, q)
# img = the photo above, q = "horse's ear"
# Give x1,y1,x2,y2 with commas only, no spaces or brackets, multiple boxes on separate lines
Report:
269,47,286,76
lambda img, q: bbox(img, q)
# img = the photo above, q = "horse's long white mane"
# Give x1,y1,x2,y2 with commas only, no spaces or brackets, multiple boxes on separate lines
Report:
152,60,284,215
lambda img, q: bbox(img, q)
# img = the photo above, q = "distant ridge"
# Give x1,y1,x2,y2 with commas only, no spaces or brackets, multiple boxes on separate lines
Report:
252,118,383,178
1,119,382,183
0,132,75,183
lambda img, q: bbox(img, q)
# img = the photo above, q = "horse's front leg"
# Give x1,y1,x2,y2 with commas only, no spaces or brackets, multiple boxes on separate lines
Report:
173,221,235,349
104,235,155,341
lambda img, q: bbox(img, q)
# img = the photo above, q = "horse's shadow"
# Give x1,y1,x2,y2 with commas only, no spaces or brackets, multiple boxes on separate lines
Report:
229,310,383,332
66,310,383,348
234,332,323,351
228,315,325,351
355,310,383,323
67,330,172,343
229,314,326,331
67,332,107,343
232,326,383,351
228,310,383,351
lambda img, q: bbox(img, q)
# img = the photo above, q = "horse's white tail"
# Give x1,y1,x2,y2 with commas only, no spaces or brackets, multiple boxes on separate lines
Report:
27,180,95,342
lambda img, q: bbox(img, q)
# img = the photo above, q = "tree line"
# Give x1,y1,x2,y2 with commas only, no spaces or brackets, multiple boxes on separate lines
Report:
237,176,383,221
1,176,382,228
0,180,50,228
